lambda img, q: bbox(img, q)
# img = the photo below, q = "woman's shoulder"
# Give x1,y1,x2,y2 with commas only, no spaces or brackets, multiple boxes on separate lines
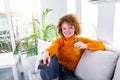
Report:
76,36,85,39
55,36,63,40
76,36,91,41
52,36,63,42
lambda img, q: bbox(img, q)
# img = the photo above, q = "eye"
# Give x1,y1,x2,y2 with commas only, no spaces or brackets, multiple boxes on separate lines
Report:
62,27,66,30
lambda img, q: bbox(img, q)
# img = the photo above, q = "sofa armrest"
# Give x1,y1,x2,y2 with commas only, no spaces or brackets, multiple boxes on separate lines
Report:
113,57,120,80
28,56,37,74
28,56,43,80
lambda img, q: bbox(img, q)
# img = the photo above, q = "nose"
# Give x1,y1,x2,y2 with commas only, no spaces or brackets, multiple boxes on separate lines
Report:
65,28,70,31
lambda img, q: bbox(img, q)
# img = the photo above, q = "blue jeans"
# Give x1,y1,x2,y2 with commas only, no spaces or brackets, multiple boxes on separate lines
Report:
40,55,78,80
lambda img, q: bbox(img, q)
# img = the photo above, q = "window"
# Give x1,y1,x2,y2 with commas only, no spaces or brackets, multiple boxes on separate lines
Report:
0,0,15,53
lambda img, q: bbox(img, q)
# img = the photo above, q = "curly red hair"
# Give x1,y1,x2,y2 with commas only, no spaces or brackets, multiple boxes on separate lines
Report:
57,13,81,36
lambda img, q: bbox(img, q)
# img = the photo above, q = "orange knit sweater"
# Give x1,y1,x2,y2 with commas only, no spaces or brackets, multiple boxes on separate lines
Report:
45,36,105,71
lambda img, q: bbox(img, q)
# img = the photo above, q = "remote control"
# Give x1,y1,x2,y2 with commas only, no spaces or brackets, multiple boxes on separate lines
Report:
38,60,47,69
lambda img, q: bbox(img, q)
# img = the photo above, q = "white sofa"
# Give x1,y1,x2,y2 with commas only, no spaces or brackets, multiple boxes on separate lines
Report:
28,40,120,80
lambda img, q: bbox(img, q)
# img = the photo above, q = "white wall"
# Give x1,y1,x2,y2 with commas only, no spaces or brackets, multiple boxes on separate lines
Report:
97,1,115,45
81,0,120,49
39,0,67,24
81,0,98,39
38,0,120,49
113,2,120,48
76,0,82,20
97,1,120,49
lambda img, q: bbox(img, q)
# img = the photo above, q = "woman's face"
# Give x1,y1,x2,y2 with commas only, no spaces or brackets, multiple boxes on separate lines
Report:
61,22,75,38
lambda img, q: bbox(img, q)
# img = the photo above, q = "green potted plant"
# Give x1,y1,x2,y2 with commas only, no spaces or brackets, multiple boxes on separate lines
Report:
39,8,58,41
14,8,58,56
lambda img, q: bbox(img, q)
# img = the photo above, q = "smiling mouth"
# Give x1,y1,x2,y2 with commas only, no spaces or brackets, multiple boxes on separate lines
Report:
65,32,71,35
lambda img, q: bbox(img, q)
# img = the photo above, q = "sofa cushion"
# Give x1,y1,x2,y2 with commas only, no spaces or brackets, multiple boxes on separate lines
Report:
75,50,119,80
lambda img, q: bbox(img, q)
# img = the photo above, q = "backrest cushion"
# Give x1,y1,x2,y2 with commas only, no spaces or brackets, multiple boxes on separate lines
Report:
37,39,51,55
75,50,119,80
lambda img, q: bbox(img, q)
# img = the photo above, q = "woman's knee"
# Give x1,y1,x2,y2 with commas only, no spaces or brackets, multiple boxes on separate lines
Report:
40,55,59,79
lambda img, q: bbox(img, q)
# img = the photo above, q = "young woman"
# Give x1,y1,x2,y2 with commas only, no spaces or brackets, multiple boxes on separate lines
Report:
39,14,106,80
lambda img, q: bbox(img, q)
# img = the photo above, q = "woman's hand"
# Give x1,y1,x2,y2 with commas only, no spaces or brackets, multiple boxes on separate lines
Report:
39,51,51,66
74,42,88,49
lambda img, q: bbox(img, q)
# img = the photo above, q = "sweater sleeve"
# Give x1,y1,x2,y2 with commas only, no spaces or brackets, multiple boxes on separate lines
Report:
78,37,106,50
45,38,60,57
